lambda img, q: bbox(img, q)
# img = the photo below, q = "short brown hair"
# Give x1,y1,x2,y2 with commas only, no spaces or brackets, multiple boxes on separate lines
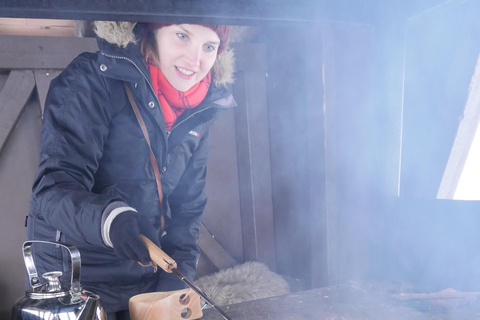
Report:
141,24,160,66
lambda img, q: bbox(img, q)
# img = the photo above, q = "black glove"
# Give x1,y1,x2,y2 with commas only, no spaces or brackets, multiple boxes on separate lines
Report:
109,212,160,264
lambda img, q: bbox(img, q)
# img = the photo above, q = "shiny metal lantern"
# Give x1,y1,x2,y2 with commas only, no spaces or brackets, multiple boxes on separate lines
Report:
11,241,107,320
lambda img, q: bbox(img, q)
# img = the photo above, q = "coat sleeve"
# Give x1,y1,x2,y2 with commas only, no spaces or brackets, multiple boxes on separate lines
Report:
30,54,122,247
156,129,211,290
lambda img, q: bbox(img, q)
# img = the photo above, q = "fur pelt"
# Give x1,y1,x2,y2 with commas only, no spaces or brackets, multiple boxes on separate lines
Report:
92,21,235,87
193,261,290,306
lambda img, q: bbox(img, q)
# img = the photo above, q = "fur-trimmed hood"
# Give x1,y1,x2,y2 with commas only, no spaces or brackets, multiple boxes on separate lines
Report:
93,21,235,87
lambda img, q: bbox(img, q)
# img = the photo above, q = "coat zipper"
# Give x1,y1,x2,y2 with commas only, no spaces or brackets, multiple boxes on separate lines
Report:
101,52,161,114
101,52,214,137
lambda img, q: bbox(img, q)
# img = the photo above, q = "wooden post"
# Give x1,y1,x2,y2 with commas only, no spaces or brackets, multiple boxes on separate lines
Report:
0,70,35,154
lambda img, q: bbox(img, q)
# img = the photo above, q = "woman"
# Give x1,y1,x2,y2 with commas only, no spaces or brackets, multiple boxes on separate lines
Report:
27,20,235,319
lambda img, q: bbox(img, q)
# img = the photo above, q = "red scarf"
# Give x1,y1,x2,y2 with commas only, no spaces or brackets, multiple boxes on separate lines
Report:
147,60,211,130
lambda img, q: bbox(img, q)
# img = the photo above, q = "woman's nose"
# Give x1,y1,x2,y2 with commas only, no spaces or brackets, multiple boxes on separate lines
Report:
184,46,202,67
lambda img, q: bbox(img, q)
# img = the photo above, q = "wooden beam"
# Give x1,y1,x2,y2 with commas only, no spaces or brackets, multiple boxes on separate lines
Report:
233,70,276,270
306,24,330,288
0,70,36,154
0,35,98,70
74,20,95,38
0,18,75,37
0,1,319,26
198,223,237,270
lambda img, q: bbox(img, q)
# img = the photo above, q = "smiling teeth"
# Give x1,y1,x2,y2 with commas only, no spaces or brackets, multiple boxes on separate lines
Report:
177,67,194,76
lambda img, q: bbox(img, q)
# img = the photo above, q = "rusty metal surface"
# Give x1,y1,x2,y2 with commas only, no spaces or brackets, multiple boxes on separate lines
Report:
202,282,480,319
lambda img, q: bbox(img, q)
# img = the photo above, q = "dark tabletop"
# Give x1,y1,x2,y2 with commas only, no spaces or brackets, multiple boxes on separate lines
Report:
201,282,480,320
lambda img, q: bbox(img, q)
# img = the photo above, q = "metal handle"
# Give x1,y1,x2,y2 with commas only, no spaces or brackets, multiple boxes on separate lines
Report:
23,241,82,295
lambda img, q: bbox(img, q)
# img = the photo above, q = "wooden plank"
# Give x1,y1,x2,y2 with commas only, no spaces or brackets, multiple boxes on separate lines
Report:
0,35,98,70
25,18,75,27
0,70,35,154
232,72,254,262
305,24,332,288
34,69,61,116
0,24,75,37
233,71,276,270
264,25,316,287
197,223,238,270
0,18,75,37
203,106,244,263
0,18,27,26
0,18,74,26
74,20,96,37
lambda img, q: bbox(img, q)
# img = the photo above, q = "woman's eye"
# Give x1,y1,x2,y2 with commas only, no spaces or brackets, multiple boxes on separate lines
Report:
204,44,217,52
176,33,187,40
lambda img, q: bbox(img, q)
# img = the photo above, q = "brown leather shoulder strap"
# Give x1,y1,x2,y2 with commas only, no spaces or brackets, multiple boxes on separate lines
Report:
123,82,165,232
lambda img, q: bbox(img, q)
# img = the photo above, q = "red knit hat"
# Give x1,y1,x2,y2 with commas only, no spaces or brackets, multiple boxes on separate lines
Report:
154,23,230,54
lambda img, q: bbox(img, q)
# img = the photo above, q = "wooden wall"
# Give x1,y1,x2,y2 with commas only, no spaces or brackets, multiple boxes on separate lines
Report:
0,35,98,318
0,70,42,319
265,22,376,288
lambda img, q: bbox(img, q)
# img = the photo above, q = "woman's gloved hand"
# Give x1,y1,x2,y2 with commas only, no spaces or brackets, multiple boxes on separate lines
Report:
109,212,160,264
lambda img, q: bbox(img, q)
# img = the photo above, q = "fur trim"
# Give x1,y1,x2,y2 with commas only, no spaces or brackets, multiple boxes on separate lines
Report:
194,261,290,306
92,21,235,86
213,46,235,86
93,21,137,48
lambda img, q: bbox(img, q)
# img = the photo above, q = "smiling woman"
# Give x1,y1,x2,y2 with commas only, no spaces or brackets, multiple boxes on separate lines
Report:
25,20,236,320
152,25,221,92
149,25,220,92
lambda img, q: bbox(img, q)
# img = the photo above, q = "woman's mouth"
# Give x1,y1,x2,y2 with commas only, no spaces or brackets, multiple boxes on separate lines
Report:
175,66,195,78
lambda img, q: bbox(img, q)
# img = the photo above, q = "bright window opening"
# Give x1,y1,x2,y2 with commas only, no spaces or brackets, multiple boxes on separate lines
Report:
454,121,480,200
438,53,480,200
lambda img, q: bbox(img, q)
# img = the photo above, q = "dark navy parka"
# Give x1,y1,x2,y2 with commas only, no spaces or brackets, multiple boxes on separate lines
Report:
26,24,236,313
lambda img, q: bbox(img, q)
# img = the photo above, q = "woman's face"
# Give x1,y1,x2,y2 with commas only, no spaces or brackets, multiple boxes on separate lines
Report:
155,24,220,92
